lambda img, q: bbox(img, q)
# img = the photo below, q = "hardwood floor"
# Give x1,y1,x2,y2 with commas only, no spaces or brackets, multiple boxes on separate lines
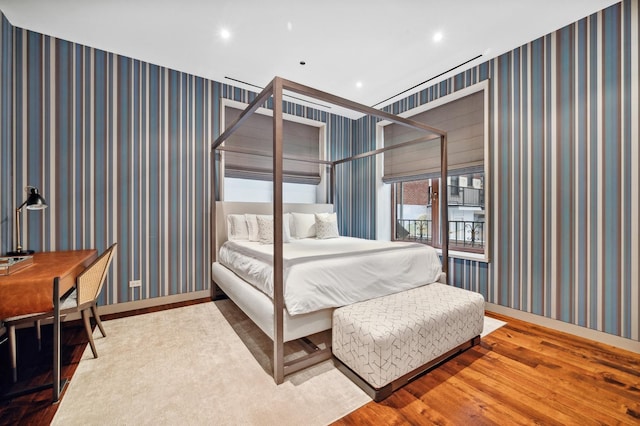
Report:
332,312,640,426
0,298,208,426
1,307,638,425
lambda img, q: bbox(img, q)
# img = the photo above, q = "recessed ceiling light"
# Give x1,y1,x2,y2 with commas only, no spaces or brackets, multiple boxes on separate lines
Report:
287,22,293,31
356,81,363,89
220,28,231,40
433,32,444,43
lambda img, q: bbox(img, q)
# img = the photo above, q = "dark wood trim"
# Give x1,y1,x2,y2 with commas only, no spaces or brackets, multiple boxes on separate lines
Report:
100,298,210,322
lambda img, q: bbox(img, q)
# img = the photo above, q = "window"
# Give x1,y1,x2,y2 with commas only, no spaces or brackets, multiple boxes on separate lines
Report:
223,178,318,203
393,172,485,254
218,99,327,203
379,81,489,259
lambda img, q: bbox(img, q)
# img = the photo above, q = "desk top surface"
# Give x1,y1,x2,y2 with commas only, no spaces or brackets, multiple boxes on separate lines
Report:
0,249,98,319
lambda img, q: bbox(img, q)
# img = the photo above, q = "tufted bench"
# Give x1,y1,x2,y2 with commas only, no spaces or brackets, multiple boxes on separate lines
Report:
332,283,485,401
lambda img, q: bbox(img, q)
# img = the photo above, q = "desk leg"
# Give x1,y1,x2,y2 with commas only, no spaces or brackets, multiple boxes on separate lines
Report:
53,278,60,402
1,278,67,403
52,278,68,403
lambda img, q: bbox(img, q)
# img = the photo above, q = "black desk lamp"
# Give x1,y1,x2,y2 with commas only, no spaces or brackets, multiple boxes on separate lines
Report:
7,186,48,256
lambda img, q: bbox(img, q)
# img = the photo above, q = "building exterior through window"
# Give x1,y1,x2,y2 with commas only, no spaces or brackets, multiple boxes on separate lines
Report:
393,172,485,255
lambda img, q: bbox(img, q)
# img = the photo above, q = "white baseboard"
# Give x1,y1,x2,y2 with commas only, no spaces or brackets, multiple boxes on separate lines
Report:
486,303,640,355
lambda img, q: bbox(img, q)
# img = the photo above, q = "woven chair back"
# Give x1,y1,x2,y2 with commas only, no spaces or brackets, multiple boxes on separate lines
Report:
76,243,117,306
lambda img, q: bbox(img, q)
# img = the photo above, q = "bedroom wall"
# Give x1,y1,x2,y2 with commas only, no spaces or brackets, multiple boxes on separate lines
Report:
0,13,12,262
0,12,352,307
2,3,635,345
331,114,377,239
362,0,638,343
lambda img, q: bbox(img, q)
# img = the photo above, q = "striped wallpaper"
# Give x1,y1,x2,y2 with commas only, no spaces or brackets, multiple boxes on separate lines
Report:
331,114,378,239
0,14,12,257
6,28,217,305
375,0,639,342
1,1,637,344
0,13,353,307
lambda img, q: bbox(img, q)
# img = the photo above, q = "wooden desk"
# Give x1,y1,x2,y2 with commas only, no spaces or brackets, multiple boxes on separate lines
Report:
0,250,97,319
0,249,97,402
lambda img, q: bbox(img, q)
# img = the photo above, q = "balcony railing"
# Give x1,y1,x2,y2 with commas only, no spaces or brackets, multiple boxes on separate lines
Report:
396,219,485,250
448,220,485,249
396,219,434,243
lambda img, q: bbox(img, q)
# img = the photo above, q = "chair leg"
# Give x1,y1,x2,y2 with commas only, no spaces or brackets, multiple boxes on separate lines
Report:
35,319,42,351
90,303,107,338
81,309,98,358
9,325,17,383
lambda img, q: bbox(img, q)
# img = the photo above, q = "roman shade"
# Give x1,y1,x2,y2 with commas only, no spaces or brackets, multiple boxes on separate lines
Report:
383,90,484,183
223,106,321,185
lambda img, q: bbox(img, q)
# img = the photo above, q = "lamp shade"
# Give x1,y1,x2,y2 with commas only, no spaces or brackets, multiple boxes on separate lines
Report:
6,186,48,256
24,187,47,210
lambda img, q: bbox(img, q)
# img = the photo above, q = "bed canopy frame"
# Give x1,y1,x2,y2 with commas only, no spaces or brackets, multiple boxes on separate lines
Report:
211,76,449,384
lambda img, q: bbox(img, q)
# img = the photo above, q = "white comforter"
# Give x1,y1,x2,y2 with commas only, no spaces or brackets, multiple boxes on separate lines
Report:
218,236,442,315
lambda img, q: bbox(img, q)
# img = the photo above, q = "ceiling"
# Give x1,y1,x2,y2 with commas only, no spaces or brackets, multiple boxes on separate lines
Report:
0,0,619,117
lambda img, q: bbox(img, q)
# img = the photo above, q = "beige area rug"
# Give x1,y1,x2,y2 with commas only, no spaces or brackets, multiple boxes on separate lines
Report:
53,301,370,426
53,300,506,425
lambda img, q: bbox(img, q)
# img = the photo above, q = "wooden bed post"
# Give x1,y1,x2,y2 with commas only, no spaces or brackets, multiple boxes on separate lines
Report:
211,151,217,299
440,134,449,282
330,164,336,205
272,78,286,385
211,76,450,385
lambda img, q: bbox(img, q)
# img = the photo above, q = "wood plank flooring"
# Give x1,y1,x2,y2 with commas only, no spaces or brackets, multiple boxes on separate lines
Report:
1,307,638,425
332,312,640,426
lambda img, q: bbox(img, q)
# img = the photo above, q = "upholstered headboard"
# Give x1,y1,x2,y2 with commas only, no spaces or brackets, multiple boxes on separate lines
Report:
214,201,334,256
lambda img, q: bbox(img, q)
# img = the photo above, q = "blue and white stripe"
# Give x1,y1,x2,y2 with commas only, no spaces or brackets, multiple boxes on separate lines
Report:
376,1,639,341
0,1,638,343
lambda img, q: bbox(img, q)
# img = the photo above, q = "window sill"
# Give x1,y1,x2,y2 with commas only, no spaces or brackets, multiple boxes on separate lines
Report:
436,248,489,263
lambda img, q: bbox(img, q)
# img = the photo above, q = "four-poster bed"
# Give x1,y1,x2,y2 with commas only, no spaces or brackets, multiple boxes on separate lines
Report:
211,76,450,385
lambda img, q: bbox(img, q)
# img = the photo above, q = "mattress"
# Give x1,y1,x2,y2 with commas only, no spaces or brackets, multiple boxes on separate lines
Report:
212,262,333,342
218,236,442,315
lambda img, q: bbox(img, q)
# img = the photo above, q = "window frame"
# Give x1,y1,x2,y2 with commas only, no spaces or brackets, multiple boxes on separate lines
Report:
218,99,328,203
377,80,490,262
392,173,486,256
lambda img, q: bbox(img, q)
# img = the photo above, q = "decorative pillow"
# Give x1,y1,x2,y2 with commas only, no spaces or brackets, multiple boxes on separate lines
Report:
256,214,292,244
245,214,260,241
226,214,249,241
291,212,316,238
315,212,339,239
257,215,274,244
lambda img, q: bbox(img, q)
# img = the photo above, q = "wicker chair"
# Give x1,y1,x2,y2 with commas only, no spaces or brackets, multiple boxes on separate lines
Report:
4,243,117,383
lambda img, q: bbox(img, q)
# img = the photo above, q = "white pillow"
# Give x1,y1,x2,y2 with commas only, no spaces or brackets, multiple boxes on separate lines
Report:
245,214,260,242
287,213,296,238
226,214,249,241
291,212,316,238
283,213,292,241
256,214,292,244
315,212,339,239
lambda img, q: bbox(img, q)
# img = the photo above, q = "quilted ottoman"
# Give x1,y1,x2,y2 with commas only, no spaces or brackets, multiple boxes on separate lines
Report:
332,283,484,401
